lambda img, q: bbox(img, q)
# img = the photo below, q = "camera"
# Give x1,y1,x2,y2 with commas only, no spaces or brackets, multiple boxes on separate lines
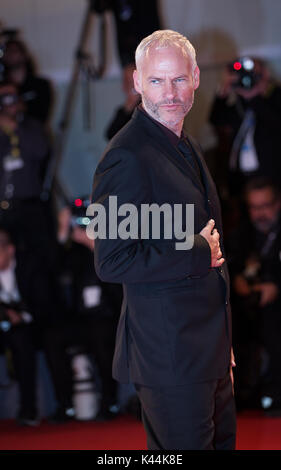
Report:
228,57,261,90
71,197,91,229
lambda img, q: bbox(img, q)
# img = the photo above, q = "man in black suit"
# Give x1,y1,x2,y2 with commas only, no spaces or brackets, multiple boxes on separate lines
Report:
91,30,236,450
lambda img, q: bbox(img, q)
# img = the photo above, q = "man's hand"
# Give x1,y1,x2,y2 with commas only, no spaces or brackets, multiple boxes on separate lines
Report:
6,309,22,326
230,348,236,395
252,282,279,307
233,274,251,296
200,219,225,268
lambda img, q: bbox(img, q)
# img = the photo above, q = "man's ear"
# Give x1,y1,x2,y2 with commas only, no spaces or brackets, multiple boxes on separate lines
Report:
193,66,200,90
133,69,142,94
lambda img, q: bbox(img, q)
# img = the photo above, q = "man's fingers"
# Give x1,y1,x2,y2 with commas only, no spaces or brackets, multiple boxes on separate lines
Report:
213,257,225,267
212,228,220,242
200,219,215,237
230,367,234,395
207,219,215,230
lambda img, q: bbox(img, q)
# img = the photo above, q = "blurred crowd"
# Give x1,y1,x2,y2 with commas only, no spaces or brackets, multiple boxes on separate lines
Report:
209,56,281,415
0,32,126,426
0,18,281,427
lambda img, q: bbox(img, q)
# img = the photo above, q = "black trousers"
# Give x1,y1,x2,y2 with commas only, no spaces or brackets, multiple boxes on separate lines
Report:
0,325,37,415
135,372,236,450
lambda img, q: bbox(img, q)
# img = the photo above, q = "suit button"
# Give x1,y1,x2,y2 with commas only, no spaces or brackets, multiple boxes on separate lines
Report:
225,301,228,305
218,267,222,273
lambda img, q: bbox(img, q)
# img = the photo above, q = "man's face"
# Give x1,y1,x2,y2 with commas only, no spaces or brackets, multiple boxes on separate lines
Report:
133,45,199,132
0,242,15,271
247,187,281,233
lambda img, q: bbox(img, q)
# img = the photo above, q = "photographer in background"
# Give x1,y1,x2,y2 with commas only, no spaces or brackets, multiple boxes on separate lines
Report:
209,57,281,201
0,81,56,266
226,178,281,414
0,226,57,425
0,34,53,127
44,200,123,423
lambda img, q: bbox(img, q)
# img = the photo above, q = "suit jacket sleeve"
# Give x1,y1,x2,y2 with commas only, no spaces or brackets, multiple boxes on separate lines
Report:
92,147,211,284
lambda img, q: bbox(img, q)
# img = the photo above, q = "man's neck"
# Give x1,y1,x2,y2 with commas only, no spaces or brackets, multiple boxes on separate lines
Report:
142,104,183,138
164,121,183,138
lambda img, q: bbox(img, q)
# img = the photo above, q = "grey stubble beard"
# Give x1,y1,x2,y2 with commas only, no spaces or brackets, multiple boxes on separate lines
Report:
142,93,194,130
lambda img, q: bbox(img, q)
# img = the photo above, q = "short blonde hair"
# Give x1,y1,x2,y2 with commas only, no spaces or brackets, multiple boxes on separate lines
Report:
135,29,197,74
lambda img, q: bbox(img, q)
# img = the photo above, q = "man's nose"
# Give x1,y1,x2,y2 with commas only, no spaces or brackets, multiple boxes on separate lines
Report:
164,81,176,100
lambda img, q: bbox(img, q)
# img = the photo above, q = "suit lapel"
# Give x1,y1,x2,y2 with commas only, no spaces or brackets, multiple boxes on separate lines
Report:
186,135,215,198
134,109,205,195
187,136,229,285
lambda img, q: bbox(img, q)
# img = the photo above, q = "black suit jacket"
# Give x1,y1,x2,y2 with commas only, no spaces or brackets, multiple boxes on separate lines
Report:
92,108,232,386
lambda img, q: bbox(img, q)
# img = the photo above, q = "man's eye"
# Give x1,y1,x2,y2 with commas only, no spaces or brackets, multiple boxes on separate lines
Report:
150,79,160,84
175,78,186,83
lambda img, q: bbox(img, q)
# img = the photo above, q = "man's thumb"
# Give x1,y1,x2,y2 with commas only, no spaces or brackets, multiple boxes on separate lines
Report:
207,219,215,231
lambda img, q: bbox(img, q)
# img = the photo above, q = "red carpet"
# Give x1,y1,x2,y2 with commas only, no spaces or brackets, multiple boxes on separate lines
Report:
0,415,147,451
0,412,281,450
236,411,281,450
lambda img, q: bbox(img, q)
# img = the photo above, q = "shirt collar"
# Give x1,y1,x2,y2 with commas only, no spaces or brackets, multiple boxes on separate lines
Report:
138,104,185,146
